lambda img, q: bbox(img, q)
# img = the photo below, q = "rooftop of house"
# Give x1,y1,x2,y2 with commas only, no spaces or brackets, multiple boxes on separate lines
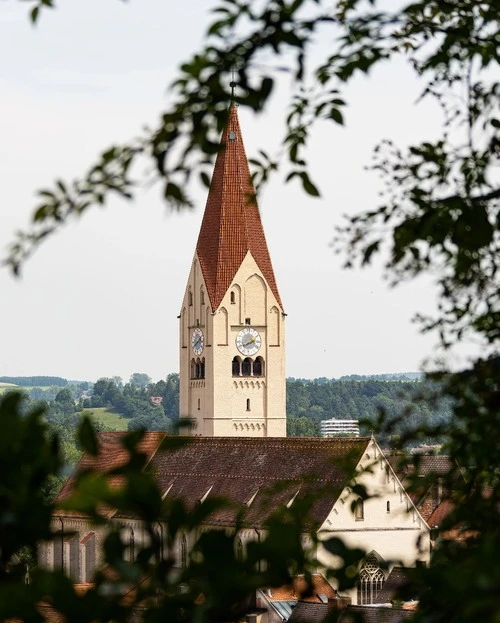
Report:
263,574,336,603
339,605,416,623
55,433,373,529
372,567,416,605
387,453,453,481
55,431,167,517
286,602,416,623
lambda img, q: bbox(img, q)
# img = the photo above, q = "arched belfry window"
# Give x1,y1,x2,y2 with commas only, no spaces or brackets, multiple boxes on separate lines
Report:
253,357,264,377
232,357,241,377
242,358,252,377
357,552,386,604
191,358,205,380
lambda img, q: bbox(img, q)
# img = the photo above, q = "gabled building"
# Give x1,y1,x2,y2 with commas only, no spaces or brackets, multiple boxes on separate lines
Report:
179,105,286,437
41,433,431,605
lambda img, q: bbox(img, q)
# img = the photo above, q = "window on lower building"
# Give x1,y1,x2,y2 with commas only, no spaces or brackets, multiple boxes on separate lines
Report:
237,538,244,560
357,552,386,604
53,533,63,570
130,528,135,562
354,498,364,521
181,534,188,568
81,532,96,582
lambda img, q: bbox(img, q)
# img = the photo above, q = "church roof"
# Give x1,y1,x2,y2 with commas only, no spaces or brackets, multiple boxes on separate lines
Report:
195,105,283,311
55,434,370,529
54,431,167,517
148,436,369,528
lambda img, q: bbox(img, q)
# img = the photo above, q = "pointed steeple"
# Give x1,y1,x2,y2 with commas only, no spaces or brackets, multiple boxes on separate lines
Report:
196,106,283,312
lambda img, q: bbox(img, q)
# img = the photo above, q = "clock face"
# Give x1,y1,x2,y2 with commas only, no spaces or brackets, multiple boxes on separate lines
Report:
191,328,204,356
236,327,262,356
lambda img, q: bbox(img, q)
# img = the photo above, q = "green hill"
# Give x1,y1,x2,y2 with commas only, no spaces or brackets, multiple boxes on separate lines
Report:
81,407,128,432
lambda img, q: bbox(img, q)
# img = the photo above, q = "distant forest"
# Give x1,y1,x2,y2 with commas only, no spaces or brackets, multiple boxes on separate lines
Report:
0,375,70,387
286,377,452,440
2,373,452,446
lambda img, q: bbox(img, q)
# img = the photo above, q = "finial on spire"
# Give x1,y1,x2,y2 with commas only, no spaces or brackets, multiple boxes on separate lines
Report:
230,67,236,102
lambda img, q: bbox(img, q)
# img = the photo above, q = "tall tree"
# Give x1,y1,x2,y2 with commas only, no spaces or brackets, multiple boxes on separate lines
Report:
129,373,152,389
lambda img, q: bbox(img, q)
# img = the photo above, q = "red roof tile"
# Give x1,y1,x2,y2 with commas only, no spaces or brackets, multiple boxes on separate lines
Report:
196,105,283,311
54,431,167,516
148,436,368,529
427,499,454,528
266,574,336,602
56,434,369,529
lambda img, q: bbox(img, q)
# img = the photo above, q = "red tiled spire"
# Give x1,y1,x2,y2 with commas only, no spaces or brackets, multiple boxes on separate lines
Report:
196,105,283,311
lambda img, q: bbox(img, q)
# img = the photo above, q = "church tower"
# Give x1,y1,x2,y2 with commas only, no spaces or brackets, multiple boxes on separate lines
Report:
179,106,286,437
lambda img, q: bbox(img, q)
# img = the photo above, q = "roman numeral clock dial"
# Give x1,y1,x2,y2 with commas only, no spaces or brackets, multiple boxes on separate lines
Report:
236,327,262,356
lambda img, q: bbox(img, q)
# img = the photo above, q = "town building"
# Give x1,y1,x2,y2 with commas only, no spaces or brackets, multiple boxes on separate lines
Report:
41,432,431,605
321,419,360,437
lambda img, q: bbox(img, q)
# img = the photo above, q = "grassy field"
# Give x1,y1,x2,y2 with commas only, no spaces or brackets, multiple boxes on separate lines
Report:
0,382,20,395
81,407,128,431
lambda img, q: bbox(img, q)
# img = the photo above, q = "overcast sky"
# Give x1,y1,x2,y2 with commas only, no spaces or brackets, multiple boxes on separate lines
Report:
1,0,464,383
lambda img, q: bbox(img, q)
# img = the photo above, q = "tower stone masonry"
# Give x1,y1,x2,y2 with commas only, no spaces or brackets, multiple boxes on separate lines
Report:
179,106,286,437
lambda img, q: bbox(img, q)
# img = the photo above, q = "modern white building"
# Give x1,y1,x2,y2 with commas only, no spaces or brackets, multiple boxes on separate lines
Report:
321,419,360,437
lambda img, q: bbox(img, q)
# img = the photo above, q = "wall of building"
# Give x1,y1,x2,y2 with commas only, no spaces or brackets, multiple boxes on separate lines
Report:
316,440,431,604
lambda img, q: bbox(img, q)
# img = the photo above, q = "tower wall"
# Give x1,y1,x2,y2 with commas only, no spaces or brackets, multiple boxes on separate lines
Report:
179,252,286,437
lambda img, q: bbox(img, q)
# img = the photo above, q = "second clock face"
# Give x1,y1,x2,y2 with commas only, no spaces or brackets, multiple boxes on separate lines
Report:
191,328,204,356
236,327,262,356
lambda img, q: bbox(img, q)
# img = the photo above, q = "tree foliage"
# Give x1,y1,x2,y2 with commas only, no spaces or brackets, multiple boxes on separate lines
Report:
0,392,363,623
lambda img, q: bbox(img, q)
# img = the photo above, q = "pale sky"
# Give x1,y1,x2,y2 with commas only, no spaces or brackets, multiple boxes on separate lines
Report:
1,0,463,383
